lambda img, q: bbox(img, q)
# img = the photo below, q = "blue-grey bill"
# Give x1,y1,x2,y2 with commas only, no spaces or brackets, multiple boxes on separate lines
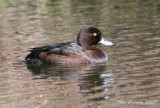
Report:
99,37,114,46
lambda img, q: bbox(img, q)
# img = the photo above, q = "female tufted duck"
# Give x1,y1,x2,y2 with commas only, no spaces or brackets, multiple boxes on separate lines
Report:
25,25,114,64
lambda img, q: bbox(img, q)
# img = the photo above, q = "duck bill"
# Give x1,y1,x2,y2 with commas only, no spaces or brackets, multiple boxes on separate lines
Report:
99,37,114,46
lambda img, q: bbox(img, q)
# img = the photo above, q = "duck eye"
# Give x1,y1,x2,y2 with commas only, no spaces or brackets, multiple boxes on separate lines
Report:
93,33,97,36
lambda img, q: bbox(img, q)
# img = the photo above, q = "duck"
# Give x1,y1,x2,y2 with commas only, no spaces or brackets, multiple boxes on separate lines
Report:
25,25,114,64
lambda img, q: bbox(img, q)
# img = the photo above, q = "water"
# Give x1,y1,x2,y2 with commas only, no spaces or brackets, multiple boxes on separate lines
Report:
0,0,160,108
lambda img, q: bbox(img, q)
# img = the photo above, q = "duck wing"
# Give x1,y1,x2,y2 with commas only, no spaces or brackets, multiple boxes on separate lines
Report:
47,42,83,56
25,42,83,61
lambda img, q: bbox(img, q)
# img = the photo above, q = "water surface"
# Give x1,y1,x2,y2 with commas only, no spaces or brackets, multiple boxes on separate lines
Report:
0,0,160,108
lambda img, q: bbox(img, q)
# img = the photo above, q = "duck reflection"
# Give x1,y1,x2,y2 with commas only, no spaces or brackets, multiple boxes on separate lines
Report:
26,63,114,100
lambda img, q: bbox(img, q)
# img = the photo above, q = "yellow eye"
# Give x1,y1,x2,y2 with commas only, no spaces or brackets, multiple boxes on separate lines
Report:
93,33,97,36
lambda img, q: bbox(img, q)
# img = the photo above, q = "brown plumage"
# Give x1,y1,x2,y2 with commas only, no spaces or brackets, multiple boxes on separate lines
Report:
25,25,114,65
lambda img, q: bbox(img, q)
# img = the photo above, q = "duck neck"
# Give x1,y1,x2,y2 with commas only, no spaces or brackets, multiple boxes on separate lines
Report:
80,42,95,50
84,45,95,50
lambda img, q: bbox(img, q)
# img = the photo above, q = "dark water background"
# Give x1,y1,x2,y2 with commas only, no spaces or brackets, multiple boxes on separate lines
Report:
0,0,160,108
